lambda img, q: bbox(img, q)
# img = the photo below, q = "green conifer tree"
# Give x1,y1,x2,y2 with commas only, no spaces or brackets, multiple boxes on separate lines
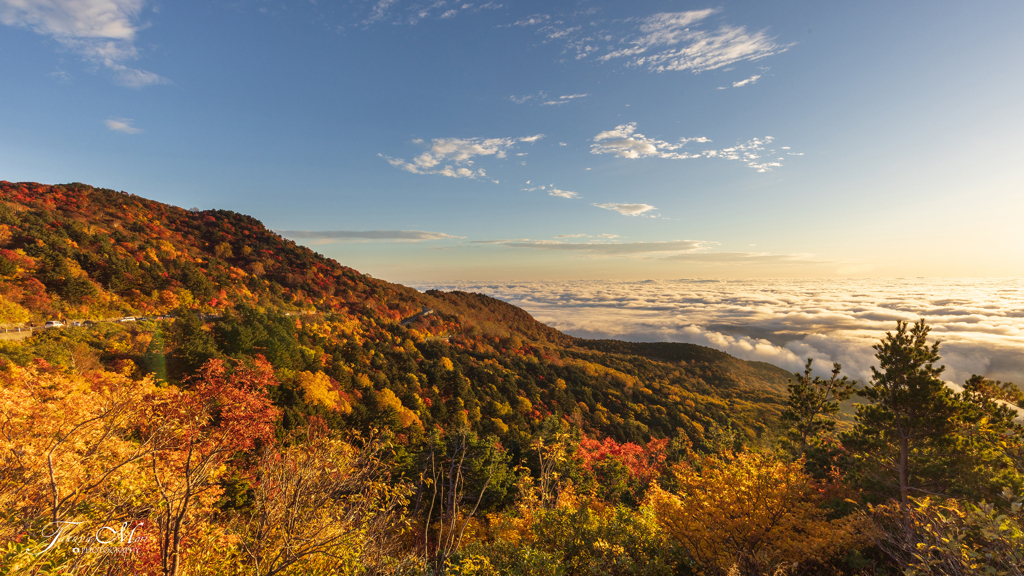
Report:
845,320,961,506
781,358,855,456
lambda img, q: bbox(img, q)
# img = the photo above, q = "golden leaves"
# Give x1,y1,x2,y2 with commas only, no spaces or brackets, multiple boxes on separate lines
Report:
651,452,869,575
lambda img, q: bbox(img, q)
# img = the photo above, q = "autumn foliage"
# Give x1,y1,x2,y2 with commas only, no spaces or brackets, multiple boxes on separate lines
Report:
651,452,868,575
1,181,1021,575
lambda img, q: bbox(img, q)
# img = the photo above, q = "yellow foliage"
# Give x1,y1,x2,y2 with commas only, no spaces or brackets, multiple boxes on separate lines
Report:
0,294,30,324
0,362,165,548
397,409,422,429
219,433,413,576
440,357,455,372
490,418,509,435
354,373,373,389
296,370,341,411
650,452,868,575
305,319,334,339
566,358,639,389
516,396,533,414
175,287,195,308
378,388,422,429
492,399,512,416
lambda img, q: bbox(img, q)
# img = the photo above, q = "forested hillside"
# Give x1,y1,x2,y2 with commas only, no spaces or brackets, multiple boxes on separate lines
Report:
1,181,1020,576
0,180,788,444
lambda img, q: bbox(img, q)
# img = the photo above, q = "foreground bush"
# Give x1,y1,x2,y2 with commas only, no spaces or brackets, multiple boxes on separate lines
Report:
650,451,869,576
0,359,412,576
869,490,1024,576
456,495,686,576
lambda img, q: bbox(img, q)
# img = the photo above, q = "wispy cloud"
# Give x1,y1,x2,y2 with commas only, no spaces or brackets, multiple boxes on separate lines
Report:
591,122,789,172
593,202,657,216
512,14,551,27
358,0,500,26
540,93,588,106
508,12,603,60
664,251,819,265
504,239,704,254
278,230,461,241
105,117,142,134
591,123,710,159
381,134,544,181
0,0,168,87
511,92,588,106
522,183,580,198
363,0,400,24
732,74,761,87
548,187,579,199
600,12,789,73
511,8,789,74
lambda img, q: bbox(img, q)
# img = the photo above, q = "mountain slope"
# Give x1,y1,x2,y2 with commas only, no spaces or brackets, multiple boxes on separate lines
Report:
0,180,790,445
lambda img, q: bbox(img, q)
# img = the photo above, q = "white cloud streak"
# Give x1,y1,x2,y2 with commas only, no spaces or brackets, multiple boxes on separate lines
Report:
540,93,588,106
503,239,704,255
732,74,761,87
511,92,588,106
591,123,788,172
105,117,141,133
664,251,821,265
0,0,168,87
594,11,788,73
381,134,544,180
507,8,789,73
548,187,579,199
593,202,657,216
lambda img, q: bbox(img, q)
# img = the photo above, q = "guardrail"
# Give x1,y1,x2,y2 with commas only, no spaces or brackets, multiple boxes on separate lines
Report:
0,326,38,333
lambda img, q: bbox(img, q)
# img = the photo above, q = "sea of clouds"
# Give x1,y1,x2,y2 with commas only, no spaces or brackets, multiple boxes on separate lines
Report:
410,278,1024,387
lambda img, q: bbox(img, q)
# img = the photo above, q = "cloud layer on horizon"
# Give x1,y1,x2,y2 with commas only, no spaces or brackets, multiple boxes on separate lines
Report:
410,278,1024,386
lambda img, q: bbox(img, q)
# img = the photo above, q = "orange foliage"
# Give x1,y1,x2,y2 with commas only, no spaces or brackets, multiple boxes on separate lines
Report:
577,436,668,485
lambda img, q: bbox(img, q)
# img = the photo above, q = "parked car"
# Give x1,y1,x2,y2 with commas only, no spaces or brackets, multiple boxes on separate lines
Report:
44,320,65,329
119,316,137,323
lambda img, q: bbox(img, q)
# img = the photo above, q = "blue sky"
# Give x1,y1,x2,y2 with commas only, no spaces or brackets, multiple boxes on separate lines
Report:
1,0,1022,281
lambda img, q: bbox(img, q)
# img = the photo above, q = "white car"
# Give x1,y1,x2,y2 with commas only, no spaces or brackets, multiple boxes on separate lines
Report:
44,320,65,329
119,316,137,323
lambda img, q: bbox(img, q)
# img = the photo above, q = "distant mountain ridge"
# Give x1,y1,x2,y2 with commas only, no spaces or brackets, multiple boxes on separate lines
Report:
0,180,792,443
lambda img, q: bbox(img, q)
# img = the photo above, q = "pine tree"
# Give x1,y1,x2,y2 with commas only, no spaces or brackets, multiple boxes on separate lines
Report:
845,320,961,506
781,358,855,456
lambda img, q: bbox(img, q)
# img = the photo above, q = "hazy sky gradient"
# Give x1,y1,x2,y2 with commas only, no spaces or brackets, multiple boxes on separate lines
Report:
1,0,1022,280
